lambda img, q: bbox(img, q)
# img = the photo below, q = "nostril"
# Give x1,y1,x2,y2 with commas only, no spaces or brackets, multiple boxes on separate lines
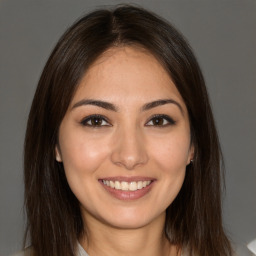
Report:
110,135,148,170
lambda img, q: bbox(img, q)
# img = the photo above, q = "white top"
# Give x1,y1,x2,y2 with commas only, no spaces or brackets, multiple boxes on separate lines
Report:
248,238,256,255
77,243,89,256
12,243,188,256
11,243,88,256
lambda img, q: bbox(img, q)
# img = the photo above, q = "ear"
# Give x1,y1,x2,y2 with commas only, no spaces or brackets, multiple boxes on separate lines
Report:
55,145,62,162
186,144,195,165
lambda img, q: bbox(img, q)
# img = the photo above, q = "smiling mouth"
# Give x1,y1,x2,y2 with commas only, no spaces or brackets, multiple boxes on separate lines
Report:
102,180,152,191
99,177,155,200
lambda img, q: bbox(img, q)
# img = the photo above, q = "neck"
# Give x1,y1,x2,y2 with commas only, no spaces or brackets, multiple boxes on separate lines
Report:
79,212,180,256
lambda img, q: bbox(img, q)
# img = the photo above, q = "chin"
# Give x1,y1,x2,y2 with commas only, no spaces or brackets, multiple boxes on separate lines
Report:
106,217,152,229
99,209,165,230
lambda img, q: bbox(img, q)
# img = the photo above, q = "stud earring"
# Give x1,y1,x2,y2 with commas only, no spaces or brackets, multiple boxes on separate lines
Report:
55,146,62,162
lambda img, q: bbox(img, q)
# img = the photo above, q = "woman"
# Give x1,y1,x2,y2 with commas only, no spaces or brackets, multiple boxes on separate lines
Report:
22,5,233,256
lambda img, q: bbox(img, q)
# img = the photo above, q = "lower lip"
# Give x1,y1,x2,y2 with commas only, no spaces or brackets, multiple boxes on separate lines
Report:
99,181,155,200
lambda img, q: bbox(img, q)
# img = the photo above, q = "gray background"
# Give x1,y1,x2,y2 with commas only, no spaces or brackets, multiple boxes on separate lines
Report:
0,0,255,255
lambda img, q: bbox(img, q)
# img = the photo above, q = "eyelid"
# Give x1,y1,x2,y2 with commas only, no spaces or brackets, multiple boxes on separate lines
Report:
145,114,176,126
80,114,112,127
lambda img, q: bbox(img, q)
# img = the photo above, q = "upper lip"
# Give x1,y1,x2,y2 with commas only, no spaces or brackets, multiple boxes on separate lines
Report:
99,176,156,182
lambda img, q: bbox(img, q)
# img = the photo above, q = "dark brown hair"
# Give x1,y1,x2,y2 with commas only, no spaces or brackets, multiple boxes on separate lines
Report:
24,5,232,256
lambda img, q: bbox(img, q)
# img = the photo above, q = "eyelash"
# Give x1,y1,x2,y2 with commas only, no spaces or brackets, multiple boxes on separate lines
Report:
80,114,176,127
145,114,176,127
80,114,111,127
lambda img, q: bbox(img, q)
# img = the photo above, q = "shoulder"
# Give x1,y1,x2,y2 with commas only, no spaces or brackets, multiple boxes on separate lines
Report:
10,247,33,256
11,244,89,256
11,252,25,256
77,243,89,256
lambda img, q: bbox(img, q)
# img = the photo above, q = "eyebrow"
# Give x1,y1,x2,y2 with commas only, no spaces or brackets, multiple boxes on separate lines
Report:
141,99,184,114
72,99,118,111
72,98,184,114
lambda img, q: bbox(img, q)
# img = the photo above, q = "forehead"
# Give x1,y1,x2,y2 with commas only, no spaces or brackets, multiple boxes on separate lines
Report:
71,46,184,107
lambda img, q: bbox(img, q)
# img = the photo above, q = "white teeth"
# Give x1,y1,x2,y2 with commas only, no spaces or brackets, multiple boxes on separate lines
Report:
110,181,115,188
102,180,152,191
114,181,121,190
129,182,137,191
121,181,129,191
137,181,143,189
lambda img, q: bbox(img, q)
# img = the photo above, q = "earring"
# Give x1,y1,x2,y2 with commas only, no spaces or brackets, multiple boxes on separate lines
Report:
55,146,62,162
55,152,62,162
190,159,194,164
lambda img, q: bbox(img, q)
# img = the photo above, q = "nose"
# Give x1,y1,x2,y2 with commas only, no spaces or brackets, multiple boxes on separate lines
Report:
110,126,148,170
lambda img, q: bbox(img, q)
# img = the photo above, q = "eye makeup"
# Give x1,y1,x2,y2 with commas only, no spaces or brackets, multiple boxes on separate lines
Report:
79,113,176,129
145,114,176,127
80,114,111,127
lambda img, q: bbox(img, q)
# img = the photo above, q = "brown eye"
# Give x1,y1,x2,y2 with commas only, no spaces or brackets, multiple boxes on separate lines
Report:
90,117,103,126
152,117,164,125
81,115,110,127
146,115,176,127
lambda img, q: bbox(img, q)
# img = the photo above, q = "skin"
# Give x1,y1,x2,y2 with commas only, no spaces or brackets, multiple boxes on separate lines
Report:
56,46,194,256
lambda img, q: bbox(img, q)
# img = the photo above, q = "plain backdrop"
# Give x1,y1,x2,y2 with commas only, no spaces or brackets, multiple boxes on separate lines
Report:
0,0,255,255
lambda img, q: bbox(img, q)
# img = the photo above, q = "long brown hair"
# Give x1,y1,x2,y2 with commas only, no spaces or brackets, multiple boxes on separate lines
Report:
24,5,232,256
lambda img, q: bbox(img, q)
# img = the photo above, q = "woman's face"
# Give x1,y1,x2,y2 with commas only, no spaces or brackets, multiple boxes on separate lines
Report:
56,46,194,229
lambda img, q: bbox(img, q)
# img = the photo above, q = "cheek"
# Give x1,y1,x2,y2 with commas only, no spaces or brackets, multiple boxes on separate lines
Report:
59,131,109,177
153,133,190,202
149,132,191,174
